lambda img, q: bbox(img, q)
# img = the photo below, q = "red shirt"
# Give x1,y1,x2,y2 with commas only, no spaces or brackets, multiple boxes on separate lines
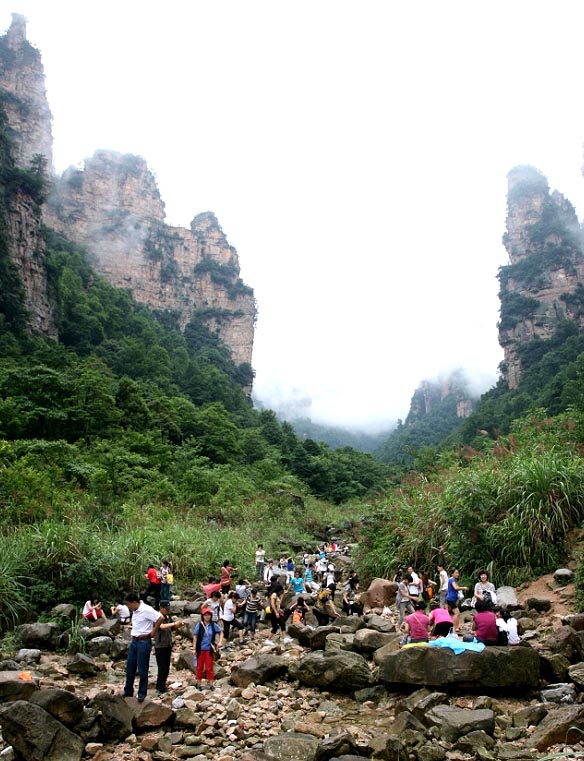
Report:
473,611,498,642
147,567,161,585
406,611,430,640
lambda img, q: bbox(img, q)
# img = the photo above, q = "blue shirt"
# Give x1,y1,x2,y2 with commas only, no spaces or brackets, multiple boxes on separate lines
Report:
290,577,305,593
446,576,458,603
194,622,221,651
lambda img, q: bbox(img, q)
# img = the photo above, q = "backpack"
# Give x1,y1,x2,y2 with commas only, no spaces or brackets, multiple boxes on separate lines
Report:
497,627,509,646
292,608,303,624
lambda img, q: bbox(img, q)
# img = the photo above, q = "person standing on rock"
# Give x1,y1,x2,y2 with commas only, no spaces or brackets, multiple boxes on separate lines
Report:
255,544,266,581
445,568,468,632
154,601,186,696
193,607,223,689
123,592,163,702
437,563,449,608
396,574,416,625
143,564,162,610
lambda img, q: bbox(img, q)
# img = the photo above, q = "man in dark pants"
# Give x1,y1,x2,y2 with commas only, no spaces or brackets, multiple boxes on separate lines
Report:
123,592,163,703
154,601,185,696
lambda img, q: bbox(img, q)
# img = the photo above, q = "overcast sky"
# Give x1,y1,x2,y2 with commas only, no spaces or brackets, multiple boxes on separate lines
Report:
3,1,584,431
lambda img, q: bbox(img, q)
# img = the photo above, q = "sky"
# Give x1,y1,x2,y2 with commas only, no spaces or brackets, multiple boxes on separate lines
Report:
3,1,584,432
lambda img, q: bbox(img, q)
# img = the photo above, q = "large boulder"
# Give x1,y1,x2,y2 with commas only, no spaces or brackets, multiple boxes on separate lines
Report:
88,692,133,741
496,586,519,609
0,700,84,761
0,670,39,703
363,578,398,611
425,705,495,742
531,704,584,750
15,622,60,650
81,617,120,640
263,731,319,760
541,626,584,664
353,628,399,654
230,654,288,687
85,636,113,657
30,687,85,726
363,614,396,633
66,653,99,677
287,624,338,649
288,650,374,693
377,645,540,692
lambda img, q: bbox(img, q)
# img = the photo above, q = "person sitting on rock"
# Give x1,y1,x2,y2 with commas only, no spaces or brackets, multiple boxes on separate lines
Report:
471,599,499,645
494,605,521,645
313,584,341,626
342,581,363,616
289,597,309,625
110,598,131,624
303,563,320,593
401,599,431,645
83,595,106,622
288,569,307,596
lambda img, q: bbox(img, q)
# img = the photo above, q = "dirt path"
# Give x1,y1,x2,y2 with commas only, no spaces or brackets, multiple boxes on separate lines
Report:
515,573,577,622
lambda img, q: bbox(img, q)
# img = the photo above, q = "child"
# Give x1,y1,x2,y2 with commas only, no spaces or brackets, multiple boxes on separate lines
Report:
193,608,223,689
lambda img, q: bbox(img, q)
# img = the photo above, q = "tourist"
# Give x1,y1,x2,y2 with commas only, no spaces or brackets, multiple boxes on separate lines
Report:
471,599,499,645
154,601,185,696
421,571,437,604
264,559,278,586
401,599,431,644
494,606,521,645
143,564,161,610
313,584,341,626
285,557,295,584
428,601,454,637
266,582,286,642
472,570,497,609
159,560,173,605
82,595,106,622
407,566,423,600
110,598,131,624
255,544,266,581
288,569,306,595
243,587,261,640
200,578,222,598
220,560,236,594
342,580,363,616
204,590,223,625
193,607,223,690
396,573,416,625
235,578,251,600
445,568,468,631
304,563,320,593
221,591,245,644
437,563,449,608
123,592,163,702
289,596,309,625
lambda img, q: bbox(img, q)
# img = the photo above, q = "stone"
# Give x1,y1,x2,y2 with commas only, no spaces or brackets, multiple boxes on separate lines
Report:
49,603,78,622
133,700,174,730
569,661,584,688
15,648,41,664
372,637,402,664
377,645,540,691
541,625,584,663
15,622,60,650
554,568,574,584
324,633,356,652
363,614,396,633
288,651,374,693
425,705,495,742
539,652,570,683
455,730,496,752
175,648,197,673
0,700,84,761
314,731,361,760
512,703,548,727
353,628,398,654
0,670,39,703
495,587,519,609
287,624,339,650
540,682,576,704
30,687,85,726
66,653,99,677
363,578,398,611
230,655,288,687
87,692,133,741
80,618,120,640
85,636,113,657
525,597,551,612
530,704,584,750
262,732,319,760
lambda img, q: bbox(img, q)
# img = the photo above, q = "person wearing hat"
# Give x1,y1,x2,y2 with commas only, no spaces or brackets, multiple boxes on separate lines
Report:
123,592,163,702
193,607,223,689
153,601,186,696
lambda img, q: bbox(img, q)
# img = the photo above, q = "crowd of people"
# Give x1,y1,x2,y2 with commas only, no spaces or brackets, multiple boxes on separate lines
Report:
84,546,520,700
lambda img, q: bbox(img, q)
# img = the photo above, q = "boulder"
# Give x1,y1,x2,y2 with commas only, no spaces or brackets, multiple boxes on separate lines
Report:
377,645,540,691
314,731,362,760
542,626,584,663
15,622,60,650
395,688,449,722
0,670,39,703
133,700,174,730
85,636,113,657
30,687,85,726
539,652,570,683
230,655,288,687
540,682,576,704
363,578,398,611
553,568,574,584
80,618,120,640
110,638,130,660
15,648,41,664
335,615,366,633
372,637,403,664
353,628,398,654
88,692,133,741
49,603,78,622
525,597,552,612
175,648,197,673
286,624,338,649
512,703,548,727
263,732,319,760
568,661,584,689
531,704,584,750
363,614,396,633
0,699,84,761
66,653,99,677
288,651,374,693
566,613,584,632
425,705,495,742
496,587,519,609
324,633,356,652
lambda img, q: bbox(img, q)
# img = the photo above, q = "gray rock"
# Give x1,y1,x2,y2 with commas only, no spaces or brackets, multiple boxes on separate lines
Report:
512,703,548,727
80,617,120,640
353,628,397,653
30,687,85,726
15,648,41,664
287,624,338,649
540,682,576,704
0,661,19,672
49,603,77,622
85,636,113,657
325,632,356,652
288,650,374,693
335,615,365,633
0,671,39,703
0,700,84,761
554,568,574,584
378,644,540,691
15,622,60,650
362,614,395,633
542,625,584,663
495,587,519,609
569,661,584,688
66,653,99,677
455,730,496,751
110,638,130,660
263,731,319,760
230,655,288,687
314,731,361,761
372,636,402,664
531,704,584,750
425,705,495,742
539,652,570,683
525,597,552,612
88,692,133,741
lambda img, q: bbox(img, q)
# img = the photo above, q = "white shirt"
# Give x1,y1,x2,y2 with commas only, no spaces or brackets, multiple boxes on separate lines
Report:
130,601,161,637
114,604,131,621
255,549,265,564
221,598,237,622
439,569,448,592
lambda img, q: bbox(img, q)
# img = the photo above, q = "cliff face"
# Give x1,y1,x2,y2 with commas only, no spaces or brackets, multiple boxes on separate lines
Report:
0,15,255,376
499,165,584,388
0,14,56,337
404,371,474,426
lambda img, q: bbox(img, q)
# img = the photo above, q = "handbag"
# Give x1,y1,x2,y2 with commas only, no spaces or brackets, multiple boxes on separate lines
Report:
457,590,464,600
166,573,174,584
265,605,271,615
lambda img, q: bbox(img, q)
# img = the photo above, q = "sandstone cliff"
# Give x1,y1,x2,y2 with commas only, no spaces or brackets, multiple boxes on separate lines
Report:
499,165,584,388
0,15,255,376
405,370,474,426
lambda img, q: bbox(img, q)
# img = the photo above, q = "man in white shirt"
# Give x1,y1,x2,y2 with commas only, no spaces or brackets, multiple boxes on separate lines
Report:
123,592,163,702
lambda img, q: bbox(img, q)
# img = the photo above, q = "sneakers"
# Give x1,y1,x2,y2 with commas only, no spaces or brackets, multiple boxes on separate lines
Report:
264,639,274,645
283,636,293,644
